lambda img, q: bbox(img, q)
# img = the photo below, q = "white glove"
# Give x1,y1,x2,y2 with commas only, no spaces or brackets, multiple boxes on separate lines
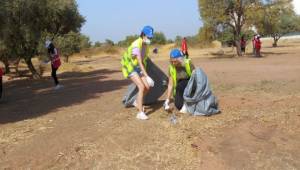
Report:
146,76,155,87
163,99,170,111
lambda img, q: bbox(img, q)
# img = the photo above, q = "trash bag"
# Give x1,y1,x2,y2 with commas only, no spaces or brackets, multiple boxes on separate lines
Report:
122,59,168,107
183,68,220,116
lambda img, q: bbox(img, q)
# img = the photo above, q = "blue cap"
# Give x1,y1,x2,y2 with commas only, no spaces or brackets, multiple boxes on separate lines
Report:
142,26,154,39
170,49,183,59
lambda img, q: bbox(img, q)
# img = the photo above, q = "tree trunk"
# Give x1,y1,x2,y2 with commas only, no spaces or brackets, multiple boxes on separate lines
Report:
25,58,41,79
272,35,280,47
234,26,242,56
273,38,279,47
235,40,242,56
15,58,21,76
3,59,10,73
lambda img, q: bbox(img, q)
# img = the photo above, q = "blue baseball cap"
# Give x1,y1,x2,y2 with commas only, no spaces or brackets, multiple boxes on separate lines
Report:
170,49,183,59
142,26,154,39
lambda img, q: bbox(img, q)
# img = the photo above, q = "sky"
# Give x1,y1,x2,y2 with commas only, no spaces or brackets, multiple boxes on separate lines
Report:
293,0,300,15
76,0,202,43
77,0,300,43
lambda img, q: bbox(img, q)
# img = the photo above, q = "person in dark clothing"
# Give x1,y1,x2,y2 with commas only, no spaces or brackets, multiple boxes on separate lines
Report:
163,49,195,113
51,64,59,85
45,40,62,90
0,67,3,99
174,79,189,110
240,36,246,55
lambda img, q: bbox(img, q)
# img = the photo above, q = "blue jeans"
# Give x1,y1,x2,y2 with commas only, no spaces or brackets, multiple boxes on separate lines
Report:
128,67,143,77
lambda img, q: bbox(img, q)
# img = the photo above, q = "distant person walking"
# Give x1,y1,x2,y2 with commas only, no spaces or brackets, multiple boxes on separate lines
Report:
181,37,189,58
240,36,246,56
45,40,63,90
255,35,262,57
121,26,155,120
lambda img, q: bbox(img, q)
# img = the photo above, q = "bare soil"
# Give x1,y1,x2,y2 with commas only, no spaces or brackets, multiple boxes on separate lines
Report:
0,39,300,170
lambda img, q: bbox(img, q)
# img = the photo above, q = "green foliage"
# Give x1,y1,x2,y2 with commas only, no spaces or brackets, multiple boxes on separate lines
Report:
186,36,200,47
174,35,200,47
105,39,115,46
44,0,85,36
198,0,299,49
38,32,91,62
242,30,256,41
259,0,300,46
118,32,167,47
167,39,174,44
103,46,119,54
198,0,261,55
198,25,215,44
216,28,256,46
0,40,11,73
79,34,92,49
216,27,235,46
55,32,81,62
174,36,183,46
118,35,139,47
94,41,102,47
151,32,167,45
0,0,85,78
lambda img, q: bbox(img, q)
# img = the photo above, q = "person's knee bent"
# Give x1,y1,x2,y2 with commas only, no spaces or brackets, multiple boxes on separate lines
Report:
137,83,145,93
144,84,150,91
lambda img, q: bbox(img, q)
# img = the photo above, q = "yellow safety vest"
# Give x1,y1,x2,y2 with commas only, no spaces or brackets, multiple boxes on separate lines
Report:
169,58,192,96
121,37,149,78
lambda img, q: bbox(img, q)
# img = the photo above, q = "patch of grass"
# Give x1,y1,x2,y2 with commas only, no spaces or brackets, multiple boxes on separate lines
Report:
213,84,236,92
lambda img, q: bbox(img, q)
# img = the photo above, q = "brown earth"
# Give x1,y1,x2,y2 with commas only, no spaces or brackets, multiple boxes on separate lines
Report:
0,39,300,169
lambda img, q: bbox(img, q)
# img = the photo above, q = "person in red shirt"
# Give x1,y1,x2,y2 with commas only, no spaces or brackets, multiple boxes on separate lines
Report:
255,36,262,57
181,37,189,58
0,66,3,99
45,40,63,90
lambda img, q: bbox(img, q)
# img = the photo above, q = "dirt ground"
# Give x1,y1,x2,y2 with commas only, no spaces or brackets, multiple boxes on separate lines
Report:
0,39,300,170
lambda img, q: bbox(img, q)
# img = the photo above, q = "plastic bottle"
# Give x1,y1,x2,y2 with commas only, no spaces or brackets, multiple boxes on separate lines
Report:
170,113,177,124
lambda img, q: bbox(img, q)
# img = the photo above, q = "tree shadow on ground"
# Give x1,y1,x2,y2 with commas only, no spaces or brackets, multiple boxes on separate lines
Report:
146,100,165,115
0,69,130,124
264,44,300,48
261,51,292,55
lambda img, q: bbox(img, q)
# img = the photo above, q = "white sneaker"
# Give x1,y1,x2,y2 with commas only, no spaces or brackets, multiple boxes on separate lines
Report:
136,112,149,120
163,99,170,111
54,84,63,90
163,103,170,111
179,104,188,114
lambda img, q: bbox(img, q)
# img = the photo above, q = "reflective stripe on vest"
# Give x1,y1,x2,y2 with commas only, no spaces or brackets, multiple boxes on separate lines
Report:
121,37,149,78
169,58,192,96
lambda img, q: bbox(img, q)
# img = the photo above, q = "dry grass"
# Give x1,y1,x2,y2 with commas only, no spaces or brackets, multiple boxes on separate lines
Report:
1,37,300,169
